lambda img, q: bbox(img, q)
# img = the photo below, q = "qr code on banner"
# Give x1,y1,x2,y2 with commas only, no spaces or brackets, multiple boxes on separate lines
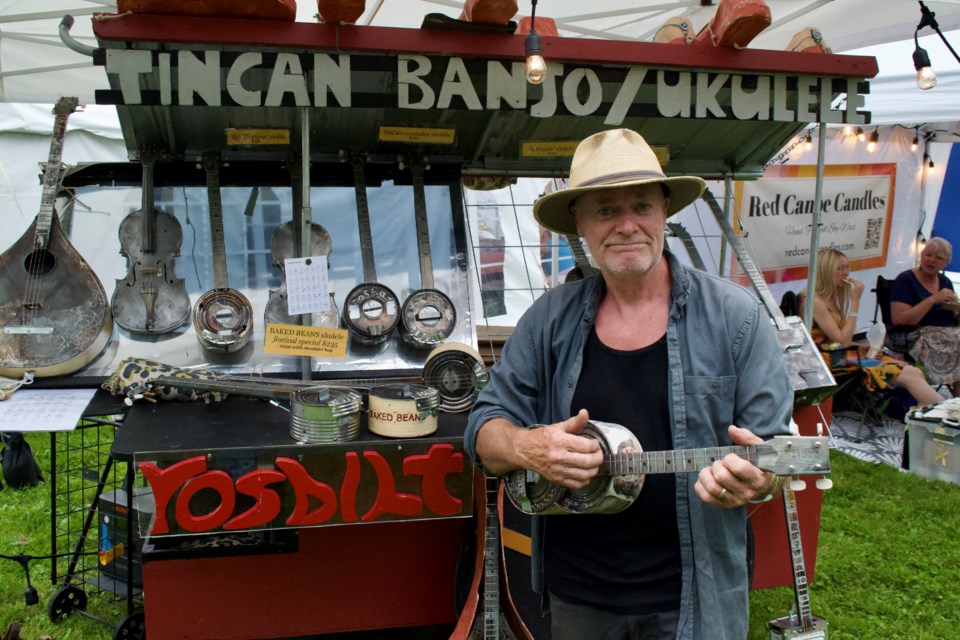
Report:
865,217,883,250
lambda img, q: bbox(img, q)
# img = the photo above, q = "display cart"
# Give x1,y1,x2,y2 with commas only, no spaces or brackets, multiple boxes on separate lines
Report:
26,5,882,638
46,390,144,638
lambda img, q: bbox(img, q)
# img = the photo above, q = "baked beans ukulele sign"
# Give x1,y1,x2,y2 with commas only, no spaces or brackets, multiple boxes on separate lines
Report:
135,442,473,537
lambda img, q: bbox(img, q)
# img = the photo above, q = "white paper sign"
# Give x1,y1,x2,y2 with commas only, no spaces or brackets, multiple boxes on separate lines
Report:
284,255,330,316
733,165,895,278
0,388,97,432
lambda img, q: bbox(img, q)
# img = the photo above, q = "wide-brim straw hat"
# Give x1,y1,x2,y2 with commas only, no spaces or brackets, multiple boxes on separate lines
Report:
533,128,706,236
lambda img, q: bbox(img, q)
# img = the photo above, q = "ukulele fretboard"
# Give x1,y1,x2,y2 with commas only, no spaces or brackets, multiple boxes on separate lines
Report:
603,445,755,476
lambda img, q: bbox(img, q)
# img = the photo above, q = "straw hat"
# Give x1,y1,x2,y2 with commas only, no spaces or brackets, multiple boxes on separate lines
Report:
533,129,706,236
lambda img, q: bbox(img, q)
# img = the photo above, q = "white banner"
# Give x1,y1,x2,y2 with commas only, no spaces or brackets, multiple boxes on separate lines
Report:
733,165,896,281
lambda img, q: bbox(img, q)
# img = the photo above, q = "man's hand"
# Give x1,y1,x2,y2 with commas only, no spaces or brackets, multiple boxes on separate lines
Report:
694,425,777,508
477,409,604,489
514,409,604,489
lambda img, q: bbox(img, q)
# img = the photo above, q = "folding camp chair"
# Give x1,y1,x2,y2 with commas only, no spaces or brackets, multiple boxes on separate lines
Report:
872,275,918,361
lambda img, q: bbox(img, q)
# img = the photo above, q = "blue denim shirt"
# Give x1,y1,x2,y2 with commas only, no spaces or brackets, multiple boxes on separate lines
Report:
465,251,793,640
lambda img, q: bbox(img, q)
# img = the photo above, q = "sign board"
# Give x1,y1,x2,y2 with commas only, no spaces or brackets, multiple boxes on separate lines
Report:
136,440,473,537
97,50,869,126
733,164,896,282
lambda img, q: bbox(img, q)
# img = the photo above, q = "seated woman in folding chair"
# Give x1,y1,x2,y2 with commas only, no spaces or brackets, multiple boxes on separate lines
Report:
800,248,944,408
890,237,960,398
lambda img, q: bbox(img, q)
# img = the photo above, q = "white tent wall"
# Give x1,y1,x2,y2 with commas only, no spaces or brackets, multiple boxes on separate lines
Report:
464,179,551,327
1,102,126,246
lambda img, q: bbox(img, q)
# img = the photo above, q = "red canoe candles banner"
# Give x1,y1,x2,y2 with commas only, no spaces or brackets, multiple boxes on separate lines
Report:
136,441,474,537
732,163,896,283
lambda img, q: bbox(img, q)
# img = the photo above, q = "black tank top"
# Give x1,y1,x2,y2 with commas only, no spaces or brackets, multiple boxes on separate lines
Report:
543,328,682,614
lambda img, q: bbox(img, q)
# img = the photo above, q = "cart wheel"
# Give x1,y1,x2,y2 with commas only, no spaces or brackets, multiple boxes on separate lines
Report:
47,584,88,622
113,612,145,640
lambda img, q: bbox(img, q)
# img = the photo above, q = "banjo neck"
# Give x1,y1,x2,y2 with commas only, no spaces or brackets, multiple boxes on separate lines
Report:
602,445,755,476
784,483,816,631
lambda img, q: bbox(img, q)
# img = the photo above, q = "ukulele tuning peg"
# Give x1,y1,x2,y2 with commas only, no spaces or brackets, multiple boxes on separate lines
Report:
789,478,807,491
789,419,800,436
816,477,833,491
816,422,824,436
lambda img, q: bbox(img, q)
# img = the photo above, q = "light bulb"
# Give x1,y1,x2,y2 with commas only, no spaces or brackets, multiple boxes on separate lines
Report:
911,136,919,152
917,66,938,90
913,46,938,90
804,134,812,151
867,140,877,153
526,54,547,84
868,130,878,152
856,127,865,142
525,32,546,85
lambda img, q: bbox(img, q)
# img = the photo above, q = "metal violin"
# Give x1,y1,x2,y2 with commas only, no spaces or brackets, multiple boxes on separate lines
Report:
111,145,191,335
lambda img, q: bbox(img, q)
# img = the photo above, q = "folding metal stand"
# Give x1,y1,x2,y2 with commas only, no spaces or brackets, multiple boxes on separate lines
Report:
48,416,144,639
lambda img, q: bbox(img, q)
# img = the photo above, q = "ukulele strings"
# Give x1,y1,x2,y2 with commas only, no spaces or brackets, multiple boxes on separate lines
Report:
23,114,69,325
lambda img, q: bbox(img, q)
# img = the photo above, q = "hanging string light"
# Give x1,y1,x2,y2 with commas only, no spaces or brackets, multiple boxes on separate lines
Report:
855,127,865,142
913,1,960,90
525,0,547,84
804,132,813,151
867,129,879,153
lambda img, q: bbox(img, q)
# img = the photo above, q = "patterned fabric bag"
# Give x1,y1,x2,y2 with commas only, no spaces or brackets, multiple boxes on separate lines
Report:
910,326,960,385
102,358,227,403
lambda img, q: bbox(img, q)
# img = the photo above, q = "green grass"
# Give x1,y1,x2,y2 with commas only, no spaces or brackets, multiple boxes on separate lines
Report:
3,432,960,639
1,429,131,639
748,451,960,639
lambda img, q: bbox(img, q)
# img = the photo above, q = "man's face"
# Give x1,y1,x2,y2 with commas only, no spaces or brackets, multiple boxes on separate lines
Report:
572,183,669,278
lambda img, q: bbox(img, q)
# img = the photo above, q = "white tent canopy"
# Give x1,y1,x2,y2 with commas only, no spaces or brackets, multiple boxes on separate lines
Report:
849,28,960,128
3,0,960,105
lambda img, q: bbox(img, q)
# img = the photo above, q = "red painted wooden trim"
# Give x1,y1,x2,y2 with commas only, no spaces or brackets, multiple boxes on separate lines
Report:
92,13,878,78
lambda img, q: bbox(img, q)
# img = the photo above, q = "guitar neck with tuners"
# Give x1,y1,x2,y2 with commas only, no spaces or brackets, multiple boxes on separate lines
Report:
34,99,76,249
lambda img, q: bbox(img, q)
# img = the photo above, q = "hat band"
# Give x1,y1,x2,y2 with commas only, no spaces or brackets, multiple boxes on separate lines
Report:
576,169,668,189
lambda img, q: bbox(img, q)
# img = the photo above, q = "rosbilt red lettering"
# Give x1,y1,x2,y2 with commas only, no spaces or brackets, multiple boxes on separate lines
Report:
139,444,465,535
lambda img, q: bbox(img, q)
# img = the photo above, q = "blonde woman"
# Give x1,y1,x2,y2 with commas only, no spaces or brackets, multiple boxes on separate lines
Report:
800,248,943,407
890,237,960,398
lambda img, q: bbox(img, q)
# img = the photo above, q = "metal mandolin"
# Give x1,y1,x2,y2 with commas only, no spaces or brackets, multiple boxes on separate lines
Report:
0,97,112,378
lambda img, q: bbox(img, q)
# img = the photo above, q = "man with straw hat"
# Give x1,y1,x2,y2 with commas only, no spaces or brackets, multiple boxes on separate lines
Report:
465,128,792,639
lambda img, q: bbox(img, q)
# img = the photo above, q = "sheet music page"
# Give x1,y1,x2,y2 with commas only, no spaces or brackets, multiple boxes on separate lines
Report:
0,388,97,431
284,255,330,316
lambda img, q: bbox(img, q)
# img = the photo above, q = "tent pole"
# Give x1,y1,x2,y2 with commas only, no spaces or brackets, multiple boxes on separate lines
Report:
300,106,313,380
803,122,828,331
720,174,733,277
